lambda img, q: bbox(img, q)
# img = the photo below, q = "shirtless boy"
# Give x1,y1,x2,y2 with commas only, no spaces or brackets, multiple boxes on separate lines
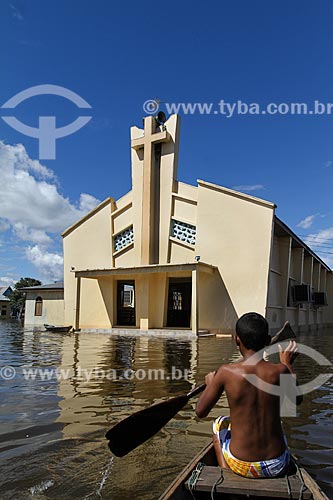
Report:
196,312,299,479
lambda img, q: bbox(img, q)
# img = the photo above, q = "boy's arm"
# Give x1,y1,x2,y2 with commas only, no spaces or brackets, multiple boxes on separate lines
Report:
278,341,303,405
196,368,225,418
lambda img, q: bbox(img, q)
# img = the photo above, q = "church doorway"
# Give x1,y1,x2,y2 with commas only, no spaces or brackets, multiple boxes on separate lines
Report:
166,278,192,328
117,281,136,326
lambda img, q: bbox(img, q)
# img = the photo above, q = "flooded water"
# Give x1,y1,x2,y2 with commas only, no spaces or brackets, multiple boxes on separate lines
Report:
0,321,332,499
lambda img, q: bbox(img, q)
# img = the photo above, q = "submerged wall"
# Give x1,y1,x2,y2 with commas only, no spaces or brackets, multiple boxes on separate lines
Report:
24,291,64,326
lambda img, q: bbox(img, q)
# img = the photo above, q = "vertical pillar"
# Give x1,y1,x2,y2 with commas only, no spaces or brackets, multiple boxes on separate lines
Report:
191,269,198,334
74,277,81,330
280,237,292,322
295,248,304,328
139,276,150,330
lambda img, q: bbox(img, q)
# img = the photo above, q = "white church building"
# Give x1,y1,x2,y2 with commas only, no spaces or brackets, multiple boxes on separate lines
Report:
24,114,333,333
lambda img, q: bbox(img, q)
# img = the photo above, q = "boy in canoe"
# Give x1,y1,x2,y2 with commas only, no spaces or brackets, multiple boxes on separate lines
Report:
196,312,300,478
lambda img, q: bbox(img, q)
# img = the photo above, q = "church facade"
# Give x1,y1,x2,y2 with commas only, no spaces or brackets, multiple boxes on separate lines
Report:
56,114,332,333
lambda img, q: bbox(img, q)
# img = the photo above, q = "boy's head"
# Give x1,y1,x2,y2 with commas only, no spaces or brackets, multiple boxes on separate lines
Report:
235,312,270,352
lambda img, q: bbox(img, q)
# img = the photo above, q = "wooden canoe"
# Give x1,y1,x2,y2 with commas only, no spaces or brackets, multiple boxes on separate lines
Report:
159,442,329,500
44,324,73,333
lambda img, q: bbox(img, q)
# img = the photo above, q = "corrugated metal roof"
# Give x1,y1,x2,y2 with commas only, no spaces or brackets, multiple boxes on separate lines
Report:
20,282,64,291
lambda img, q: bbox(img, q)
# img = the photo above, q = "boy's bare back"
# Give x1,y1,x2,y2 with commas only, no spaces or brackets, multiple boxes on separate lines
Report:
196,328,299,462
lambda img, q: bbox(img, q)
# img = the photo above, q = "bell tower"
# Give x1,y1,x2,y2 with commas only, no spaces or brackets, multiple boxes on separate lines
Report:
130,113,181,265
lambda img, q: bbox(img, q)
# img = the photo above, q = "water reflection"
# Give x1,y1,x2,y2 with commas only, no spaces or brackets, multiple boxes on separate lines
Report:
0,323,332,499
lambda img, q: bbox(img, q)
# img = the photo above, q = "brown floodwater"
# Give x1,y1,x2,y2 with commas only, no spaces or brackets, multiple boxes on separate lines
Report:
0,321,332,499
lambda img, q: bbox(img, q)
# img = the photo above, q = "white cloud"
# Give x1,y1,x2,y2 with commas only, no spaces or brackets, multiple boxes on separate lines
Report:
0,141,100,236
324,160,332,168
304,227,333,246
0,276,16,287
233,184,265,192
303,228,333,270
13,223,52,245
79,193,101,213
297,214,318,230
26,245,64,282
0,141,101,281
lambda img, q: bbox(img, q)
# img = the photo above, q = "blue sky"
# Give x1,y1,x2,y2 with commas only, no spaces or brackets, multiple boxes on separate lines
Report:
1,0,333,284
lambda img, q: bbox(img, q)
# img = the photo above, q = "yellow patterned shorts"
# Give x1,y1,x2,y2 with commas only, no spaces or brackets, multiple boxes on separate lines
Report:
213,416,290,478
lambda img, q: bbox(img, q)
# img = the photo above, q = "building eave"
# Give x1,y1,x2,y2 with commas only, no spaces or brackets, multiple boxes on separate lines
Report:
75,262,217,279
274,216,332,272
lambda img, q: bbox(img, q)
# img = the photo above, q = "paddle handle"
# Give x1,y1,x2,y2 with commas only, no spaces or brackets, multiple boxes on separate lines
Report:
186,383,206,399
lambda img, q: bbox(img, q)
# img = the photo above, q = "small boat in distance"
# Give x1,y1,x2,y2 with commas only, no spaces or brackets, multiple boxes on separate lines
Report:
159,441,329,500
44,324,73,334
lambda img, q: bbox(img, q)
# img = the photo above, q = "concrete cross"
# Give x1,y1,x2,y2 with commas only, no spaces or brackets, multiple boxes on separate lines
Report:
131,116,171,264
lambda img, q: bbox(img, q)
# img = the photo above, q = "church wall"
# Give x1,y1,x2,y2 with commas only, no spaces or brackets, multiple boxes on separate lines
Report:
114,247,135,267
198,270,238,332
112,204,132,234
176,181,198,201
24,291,64,326
169,240,195,264
63,201,113,326
267,236,291,328
78,278,113,328
112,192,135,267
172,197,197,224
148,273,168,328
196,181,274,327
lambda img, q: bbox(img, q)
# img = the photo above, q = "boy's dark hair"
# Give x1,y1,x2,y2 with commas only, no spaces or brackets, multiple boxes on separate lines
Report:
235,312,269,351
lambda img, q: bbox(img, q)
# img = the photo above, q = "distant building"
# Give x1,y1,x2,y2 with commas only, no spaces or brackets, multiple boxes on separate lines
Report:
0,286,13,319
22,282,64,327
23,114,333,332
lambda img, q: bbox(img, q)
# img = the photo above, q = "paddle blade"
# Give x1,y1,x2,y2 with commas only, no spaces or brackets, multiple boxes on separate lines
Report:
270,321,296,345
106,394,189,457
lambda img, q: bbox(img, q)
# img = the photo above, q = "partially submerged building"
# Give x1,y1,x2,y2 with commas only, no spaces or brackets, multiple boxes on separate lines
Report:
24,114,333,332
0,286,13,319
23,282,64,327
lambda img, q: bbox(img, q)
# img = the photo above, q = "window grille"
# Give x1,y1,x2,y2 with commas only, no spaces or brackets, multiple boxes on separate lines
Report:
114,226,134,252
171,219,196,245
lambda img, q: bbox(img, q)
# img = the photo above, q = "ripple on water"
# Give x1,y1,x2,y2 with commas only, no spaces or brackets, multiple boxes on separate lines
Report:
0,322,332,498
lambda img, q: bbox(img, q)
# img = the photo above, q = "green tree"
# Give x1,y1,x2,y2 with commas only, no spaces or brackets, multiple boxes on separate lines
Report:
10,277,42,318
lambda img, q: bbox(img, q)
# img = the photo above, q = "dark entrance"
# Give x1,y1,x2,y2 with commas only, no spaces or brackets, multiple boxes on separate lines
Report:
117,281,136,326
167,278,192,328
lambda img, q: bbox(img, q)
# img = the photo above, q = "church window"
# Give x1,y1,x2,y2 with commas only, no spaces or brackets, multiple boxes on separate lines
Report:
114,226,134,252
35,297,43,316
172,220,196,245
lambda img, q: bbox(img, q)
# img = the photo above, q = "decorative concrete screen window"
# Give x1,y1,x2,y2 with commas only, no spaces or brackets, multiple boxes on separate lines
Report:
172,219,196,245
114,226,134,252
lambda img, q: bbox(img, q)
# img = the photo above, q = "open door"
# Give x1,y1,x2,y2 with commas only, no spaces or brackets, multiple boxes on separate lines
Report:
167,278,192,328
117,281,136,326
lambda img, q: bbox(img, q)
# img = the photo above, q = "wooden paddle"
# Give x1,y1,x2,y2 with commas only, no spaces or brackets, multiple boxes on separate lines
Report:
105,321,296,457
